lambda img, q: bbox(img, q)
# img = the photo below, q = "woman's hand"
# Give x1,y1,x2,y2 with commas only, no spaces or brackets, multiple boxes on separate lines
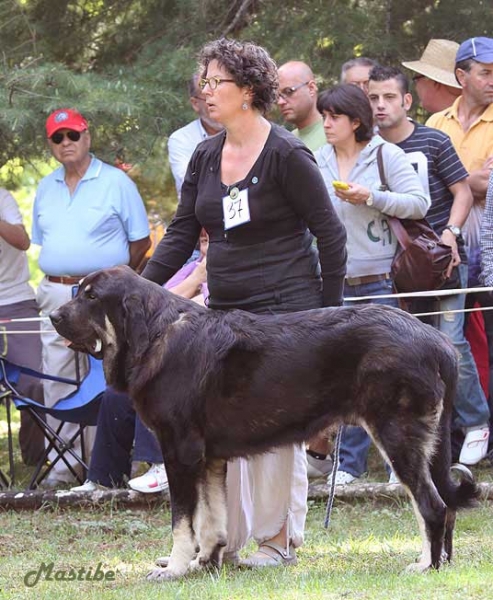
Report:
334,183,372,205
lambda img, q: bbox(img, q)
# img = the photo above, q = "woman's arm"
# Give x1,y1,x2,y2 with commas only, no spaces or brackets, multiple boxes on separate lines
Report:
282,145,347,306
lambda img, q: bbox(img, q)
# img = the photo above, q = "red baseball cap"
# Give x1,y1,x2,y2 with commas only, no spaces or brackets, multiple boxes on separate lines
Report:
46,108,89,138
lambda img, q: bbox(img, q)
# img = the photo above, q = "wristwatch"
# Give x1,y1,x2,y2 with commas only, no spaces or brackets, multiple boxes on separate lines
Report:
365,192,374,206
444,224,461,237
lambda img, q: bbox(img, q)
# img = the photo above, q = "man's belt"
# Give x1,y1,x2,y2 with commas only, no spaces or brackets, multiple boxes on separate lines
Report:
345,273,391,286
46,275,85,285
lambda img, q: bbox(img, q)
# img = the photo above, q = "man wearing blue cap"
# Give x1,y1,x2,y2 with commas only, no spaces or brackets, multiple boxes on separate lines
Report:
427,37,493,208
428,37,493,464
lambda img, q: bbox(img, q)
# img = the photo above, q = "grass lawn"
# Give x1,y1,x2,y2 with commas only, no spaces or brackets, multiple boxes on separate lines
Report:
2,406,493,599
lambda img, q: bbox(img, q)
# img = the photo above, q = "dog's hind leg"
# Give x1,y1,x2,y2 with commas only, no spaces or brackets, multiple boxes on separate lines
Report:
369,424,447,572
192,458,228,569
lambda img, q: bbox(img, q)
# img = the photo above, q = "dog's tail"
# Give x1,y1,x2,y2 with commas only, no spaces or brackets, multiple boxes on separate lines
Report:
430,345,481,510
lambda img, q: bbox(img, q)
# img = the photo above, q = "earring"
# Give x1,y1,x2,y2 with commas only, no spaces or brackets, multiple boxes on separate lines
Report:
242,102,248,111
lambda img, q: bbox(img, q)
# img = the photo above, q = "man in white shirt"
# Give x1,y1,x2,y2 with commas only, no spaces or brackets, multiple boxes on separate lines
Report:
168,74,223,198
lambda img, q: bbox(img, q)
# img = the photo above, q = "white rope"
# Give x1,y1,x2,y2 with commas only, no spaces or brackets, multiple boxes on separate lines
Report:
0,316,49,324
0,330,54,334
1,286,492,334
343,285,493,302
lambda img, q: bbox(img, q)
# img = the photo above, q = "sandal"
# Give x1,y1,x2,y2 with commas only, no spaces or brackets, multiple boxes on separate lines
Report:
238,541,297,568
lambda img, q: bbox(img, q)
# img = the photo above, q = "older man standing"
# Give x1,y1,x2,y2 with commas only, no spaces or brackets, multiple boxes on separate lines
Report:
427,37,493,462
277,61,325,152
32,108,151,486
401,39,462,113
168,74,223,199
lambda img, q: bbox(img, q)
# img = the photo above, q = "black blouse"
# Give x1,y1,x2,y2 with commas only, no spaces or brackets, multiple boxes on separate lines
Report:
142,124,347,309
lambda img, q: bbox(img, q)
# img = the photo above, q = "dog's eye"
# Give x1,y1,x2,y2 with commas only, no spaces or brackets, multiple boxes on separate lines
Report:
84,290,97,300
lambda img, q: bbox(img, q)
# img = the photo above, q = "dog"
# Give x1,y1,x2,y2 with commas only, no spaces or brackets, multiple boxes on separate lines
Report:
50,265,479,580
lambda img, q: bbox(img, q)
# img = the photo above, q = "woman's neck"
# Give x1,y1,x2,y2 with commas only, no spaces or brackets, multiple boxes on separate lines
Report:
334,139,369,180
225,113,271,148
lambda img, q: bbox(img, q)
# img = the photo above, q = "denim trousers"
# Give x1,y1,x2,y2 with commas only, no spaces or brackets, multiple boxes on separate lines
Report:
435,264,490,429
338,278,397,478
89,388,162,487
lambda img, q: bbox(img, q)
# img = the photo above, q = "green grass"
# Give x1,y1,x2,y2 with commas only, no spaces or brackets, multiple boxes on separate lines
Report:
1,500,493,599
2,406,493,599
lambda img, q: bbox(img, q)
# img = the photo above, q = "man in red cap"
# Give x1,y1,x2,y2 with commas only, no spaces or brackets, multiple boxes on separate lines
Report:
32,108,151,487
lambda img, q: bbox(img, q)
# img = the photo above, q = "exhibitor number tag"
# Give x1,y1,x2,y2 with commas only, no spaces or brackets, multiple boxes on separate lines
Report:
222,188,251,230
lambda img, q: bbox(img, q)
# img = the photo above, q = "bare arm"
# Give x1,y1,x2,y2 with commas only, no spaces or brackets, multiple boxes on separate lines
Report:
129,237,152,271
168,259,207,300
468,157,493,205
0,220,30,251
441,179,474,272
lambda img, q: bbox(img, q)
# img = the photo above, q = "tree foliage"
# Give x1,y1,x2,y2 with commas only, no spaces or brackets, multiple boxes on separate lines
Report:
0,0,492,220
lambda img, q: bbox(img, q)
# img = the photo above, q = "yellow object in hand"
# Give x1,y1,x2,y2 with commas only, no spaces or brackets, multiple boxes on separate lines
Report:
332,181,350,190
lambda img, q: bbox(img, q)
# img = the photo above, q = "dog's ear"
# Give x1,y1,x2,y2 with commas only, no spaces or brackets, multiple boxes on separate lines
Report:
122,293,150,360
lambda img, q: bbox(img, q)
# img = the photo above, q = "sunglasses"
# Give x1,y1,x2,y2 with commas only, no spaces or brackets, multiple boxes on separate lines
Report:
278,81,310,100
50,130,83,144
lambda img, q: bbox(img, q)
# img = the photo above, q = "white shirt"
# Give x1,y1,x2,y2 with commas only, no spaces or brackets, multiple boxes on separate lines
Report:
0,189,35,305
168,118,209,198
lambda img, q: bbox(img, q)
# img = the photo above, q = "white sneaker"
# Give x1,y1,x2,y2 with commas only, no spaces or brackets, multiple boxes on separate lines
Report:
388,471,400,484
70,479,109,492
306,452,333,479
328,470,358,486
459,426,490,465
128,463,168,494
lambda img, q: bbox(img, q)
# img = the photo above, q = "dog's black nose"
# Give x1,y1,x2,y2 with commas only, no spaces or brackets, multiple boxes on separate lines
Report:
49,309,63,325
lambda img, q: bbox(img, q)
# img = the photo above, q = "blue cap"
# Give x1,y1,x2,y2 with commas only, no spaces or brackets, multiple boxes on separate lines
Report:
456,37,493,64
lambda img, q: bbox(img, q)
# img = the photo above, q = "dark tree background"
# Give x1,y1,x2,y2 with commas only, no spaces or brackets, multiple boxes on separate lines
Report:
0,0,492,220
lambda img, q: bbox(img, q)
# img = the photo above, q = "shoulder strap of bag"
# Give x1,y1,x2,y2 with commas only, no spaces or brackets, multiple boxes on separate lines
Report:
376,144,388,191
377,144,413,250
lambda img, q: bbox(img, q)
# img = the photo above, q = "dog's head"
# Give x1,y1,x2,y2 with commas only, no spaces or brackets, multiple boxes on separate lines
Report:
50,265,195,389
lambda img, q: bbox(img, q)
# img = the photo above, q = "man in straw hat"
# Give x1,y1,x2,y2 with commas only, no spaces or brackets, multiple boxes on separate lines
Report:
402,39,461,113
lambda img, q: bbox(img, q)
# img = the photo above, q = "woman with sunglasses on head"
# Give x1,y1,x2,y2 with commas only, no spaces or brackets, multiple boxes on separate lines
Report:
143,38,347,570
314,84,429,486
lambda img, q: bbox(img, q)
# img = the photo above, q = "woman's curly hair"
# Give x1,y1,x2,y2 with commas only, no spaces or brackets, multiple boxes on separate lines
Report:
199,38,279,114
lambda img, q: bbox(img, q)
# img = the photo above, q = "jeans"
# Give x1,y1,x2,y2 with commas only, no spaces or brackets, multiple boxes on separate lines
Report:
435,264,490,429
88,388,162,487
338,277,398,478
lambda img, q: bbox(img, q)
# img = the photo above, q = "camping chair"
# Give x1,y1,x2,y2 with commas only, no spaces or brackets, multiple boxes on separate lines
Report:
0,354,105,489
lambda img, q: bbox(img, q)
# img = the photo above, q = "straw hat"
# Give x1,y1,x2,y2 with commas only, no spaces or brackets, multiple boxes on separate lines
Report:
402,39,461,89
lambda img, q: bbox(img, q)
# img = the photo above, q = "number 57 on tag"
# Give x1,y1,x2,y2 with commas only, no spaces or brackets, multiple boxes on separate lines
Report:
222,188,251,230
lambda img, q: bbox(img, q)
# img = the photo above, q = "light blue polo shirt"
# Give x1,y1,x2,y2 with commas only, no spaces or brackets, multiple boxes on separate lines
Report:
32,157,150,276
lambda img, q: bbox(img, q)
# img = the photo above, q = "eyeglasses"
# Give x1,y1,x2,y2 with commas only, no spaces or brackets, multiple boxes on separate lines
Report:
412,74,425,83
278,81,310,100
198,77,235,91
50,130,83,144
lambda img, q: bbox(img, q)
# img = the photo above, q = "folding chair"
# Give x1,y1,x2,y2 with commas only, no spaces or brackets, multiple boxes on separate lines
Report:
0,354,105,489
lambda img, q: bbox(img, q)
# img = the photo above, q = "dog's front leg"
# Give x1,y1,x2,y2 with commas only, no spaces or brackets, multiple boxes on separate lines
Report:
147,459,203,581
193,458,228,568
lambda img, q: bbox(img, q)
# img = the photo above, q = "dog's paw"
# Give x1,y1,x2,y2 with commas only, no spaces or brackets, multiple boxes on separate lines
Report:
405,560,432,574
146,567,183,581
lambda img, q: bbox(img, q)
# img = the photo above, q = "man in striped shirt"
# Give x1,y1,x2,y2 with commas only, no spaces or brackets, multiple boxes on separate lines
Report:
368,65,490,465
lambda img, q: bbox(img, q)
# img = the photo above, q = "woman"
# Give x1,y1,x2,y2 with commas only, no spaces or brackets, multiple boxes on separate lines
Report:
142,38,347,567
314,84,430,485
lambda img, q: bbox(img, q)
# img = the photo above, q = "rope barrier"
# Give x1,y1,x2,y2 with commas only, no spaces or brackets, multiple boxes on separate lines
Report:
1,285,493,334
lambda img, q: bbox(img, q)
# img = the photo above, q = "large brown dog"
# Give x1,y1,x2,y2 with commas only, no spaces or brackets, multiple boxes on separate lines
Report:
50,265,479,580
